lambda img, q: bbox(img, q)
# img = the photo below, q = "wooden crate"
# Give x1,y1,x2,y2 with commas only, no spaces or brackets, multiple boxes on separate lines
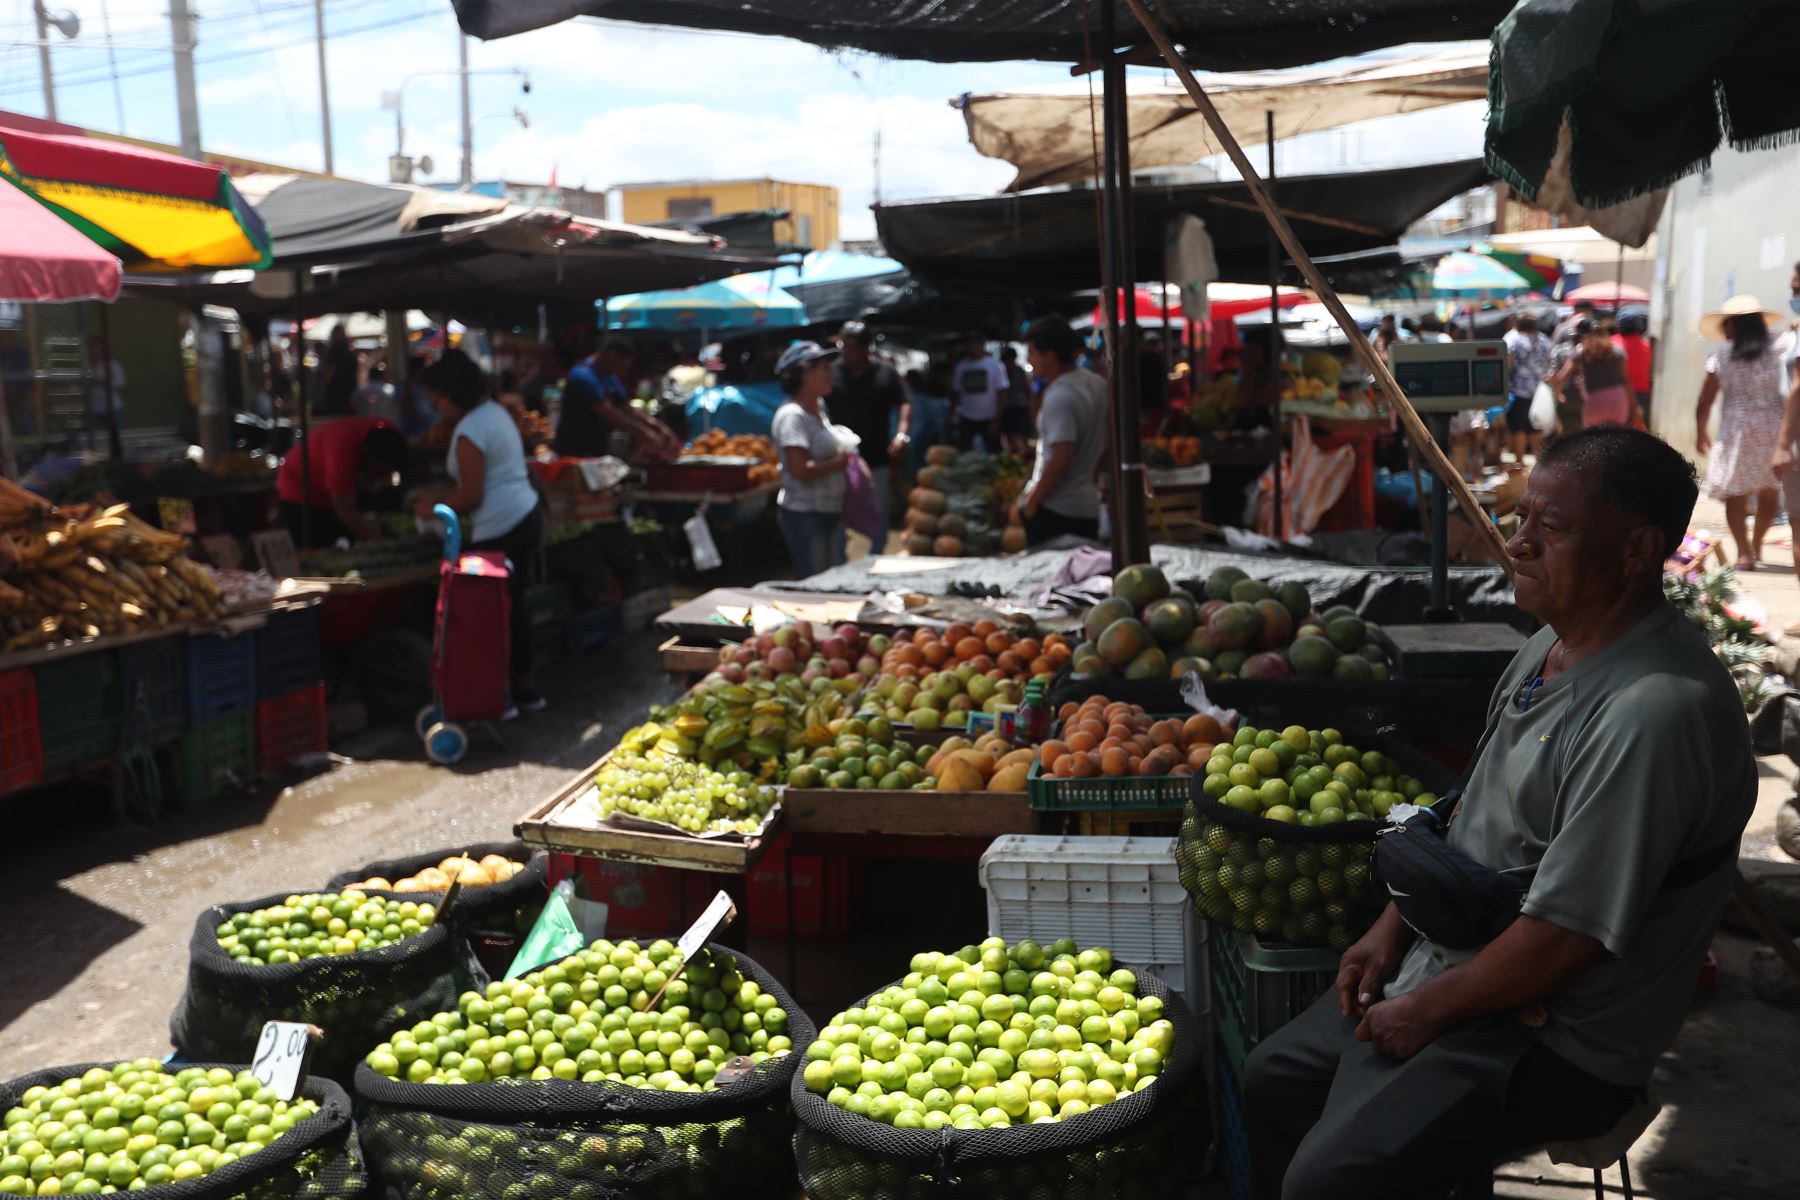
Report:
516,750,776,873
659,636,725,682
782,787,1035,838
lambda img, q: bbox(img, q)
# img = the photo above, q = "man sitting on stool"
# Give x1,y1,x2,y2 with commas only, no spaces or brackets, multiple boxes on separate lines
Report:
1246,426,1755,1199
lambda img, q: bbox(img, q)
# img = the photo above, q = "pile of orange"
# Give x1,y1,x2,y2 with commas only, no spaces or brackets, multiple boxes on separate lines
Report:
1038,698,1233,779
878,621,1072,683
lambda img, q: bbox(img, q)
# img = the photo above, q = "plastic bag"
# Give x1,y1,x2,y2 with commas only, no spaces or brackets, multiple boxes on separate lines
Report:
504,879,589,980
843,453,883,542
1529,381,1557,432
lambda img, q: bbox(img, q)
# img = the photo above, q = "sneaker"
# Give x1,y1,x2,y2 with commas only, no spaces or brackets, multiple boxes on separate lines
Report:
513,688,548,713
500,702,520,723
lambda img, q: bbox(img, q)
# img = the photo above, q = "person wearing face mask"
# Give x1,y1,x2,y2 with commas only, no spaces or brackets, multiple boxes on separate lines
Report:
1697,296,1788,570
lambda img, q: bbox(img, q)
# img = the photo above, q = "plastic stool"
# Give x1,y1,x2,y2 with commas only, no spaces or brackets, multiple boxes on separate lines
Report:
1456,1089,1657,1199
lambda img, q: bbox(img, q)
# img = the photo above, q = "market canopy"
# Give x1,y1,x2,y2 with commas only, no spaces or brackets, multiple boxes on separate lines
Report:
1486,0,1800,245
0,173,120,302
0,124,269,271
605,275,807,331
875,157,1491,296
452,0,1514,69
128,174,778,322
960,46,1489,192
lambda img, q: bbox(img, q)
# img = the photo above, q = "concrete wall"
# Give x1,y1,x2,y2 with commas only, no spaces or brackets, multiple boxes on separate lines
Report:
1651,144,1800,463
616,179,840,250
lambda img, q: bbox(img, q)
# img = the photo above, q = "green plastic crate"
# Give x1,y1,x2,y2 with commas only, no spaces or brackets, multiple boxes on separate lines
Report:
34,651,120,775
1210,927,1338,1077
1026,713,1197,812
179,712,255,807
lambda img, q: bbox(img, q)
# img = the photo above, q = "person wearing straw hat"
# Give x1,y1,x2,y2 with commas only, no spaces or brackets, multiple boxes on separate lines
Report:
1695,295,1788,570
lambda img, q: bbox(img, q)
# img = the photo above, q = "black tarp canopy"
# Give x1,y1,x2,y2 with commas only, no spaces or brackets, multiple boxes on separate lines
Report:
453,1,1511,70
124,174,779,322
874,158,1490,296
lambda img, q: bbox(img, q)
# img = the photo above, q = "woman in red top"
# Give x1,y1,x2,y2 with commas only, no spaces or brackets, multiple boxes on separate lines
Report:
275,417,408,547
1613,314,1653,428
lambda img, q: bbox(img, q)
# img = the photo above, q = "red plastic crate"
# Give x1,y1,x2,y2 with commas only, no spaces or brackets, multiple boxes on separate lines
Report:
747,831,851,940
0,668,44,796
548,853,719,939
255,683,327,777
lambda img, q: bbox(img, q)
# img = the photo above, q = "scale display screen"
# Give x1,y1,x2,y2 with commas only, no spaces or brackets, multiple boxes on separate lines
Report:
1388,341,1509,412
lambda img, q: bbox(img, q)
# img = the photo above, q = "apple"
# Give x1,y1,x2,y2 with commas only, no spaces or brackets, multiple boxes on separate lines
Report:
829,659,852,678
718,663,746,684
767,646,797,673
821,635,850,660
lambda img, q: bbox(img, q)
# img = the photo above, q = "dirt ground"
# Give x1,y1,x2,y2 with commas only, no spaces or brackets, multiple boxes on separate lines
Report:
2,524,1797,1197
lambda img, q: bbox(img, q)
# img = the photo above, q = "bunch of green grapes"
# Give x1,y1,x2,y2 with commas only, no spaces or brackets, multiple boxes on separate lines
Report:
593,755,777,835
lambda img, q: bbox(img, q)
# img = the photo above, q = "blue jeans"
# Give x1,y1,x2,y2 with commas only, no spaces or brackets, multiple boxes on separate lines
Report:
778,507,846,579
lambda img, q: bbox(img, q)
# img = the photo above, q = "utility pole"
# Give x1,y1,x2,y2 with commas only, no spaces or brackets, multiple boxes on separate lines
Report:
32,2,56,121
169,0,202,158
872,128,882,205
458,35,474,186
314,0,334,173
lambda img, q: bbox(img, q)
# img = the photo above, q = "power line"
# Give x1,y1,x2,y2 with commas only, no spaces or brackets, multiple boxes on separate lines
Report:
0,8,442,97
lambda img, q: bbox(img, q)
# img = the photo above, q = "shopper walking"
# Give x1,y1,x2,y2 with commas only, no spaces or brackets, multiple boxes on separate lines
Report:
829,322,910,539
1696,296,1788,570
772,341,850,579
1014,316,1107,545
1503,314,1553,460
1000,345,1031,455
1614,314,1654,428
412,349,547,716
1549,320,1637,430
948,334,1006,452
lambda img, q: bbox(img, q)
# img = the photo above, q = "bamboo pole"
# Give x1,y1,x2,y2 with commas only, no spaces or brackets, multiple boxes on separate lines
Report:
1121,0,1513,574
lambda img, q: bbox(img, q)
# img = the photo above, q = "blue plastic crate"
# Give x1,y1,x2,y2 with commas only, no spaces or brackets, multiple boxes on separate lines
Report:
119,639,186,749
255,606,322,699
184,633,257,724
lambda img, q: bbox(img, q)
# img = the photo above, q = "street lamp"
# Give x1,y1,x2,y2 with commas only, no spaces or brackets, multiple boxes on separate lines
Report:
31,1,80,122
382,63,529,187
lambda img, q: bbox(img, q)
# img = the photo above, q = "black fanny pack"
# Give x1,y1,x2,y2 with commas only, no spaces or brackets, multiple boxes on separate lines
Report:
1372,716,1737,950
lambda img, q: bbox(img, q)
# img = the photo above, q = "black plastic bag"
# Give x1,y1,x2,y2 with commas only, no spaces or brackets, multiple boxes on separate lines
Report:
171,890,470,1084
790,969,1206,1200
354,943,813,1200
0,1061,365,1200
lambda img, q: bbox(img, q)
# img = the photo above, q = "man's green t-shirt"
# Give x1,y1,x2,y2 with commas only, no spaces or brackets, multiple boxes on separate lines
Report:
1387,603,1755,1086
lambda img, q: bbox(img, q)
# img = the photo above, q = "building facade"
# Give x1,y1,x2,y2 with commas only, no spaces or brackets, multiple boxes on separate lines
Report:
613,179,839,251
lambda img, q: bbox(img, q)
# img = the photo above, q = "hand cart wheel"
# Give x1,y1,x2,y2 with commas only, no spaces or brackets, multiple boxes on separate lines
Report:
424,720,470,765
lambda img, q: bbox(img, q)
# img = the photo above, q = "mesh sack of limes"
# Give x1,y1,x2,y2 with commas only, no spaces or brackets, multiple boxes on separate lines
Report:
352,938,813,1200
171,889,476,1086
0,1059,366,1199
1179,722,1445,949
790,939,1207,1200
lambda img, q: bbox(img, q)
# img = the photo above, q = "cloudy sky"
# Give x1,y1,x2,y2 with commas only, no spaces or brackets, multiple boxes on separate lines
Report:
0,1,1486,241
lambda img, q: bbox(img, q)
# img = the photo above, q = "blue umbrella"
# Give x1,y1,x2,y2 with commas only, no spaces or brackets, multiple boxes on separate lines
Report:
605,274,807,331
1423,250,1534,297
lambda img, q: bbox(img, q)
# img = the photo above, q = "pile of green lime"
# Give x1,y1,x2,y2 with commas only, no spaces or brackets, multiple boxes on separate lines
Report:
1183,724,1435,948
365,939,791,1090
801,938,1173,1130
215,892,436,964
0,1061,321,1195
784,717,930,791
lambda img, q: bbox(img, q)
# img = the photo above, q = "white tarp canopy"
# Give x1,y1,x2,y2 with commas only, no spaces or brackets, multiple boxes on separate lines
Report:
958,45,1489,193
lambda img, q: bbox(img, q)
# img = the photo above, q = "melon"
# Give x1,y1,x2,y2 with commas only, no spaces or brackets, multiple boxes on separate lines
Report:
933,535,965,556
904,533,934,556
916,465,949,490
939,513,967,539
906,509,939,536
925,445,960,467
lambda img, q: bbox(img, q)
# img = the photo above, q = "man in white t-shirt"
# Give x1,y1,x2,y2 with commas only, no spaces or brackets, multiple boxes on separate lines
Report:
1014,316,1108,545
949,334,1007,452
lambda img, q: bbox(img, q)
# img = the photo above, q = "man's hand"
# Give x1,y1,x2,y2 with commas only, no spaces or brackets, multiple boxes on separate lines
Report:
1354,991,1444,1061
1696,428,1712,457
1335,913,1409,1019
888,434,910,460
1775,444,1795,473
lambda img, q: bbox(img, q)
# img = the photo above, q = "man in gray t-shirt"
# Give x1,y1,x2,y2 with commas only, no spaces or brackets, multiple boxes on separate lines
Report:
1016,315,1108,546
1244,427,1754,1200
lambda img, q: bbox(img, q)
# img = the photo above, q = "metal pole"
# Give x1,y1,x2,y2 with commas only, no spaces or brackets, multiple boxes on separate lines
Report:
1267,110,1284,540
459,36,474,186
296,271,312,549
170,0,202,158
1121,0,1512,572
314,0,334,173
101,306,121,461
1428,412,1452,617
32,1,56,121
1100,25,1148,568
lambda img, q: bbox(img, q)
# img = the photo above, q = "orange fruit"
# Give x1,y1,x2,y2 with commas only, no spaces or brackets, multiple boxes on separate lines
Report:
922,640,950,666
996,651,1024,675
1069,752,1100,778
896,644,923,668
1015,638,1042,662
1039,739,1068,769
1183,714,1225,744
955,636,984,660
1029,656,1055,677
985,631,1011,656
973,618,998,638
1100,748,1131,776
945,622,973,645
1066,730,1098,754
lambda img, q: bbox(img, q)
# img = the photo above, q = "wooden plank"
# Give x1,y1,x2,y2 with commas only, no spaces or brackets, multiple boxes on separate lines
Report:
783,788,1036,838
515,751,774,873
659,636,722,679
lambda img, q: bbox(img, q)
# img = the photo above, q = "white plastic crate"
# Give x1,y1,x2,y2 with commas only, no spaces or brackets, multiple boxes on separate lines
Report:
979,834,1204,997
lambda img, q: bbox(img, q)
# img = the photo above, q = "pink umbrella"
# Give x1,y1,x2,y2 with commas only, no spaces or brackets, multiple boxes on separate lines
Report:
1565,281,1648,304
0,171,120,301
